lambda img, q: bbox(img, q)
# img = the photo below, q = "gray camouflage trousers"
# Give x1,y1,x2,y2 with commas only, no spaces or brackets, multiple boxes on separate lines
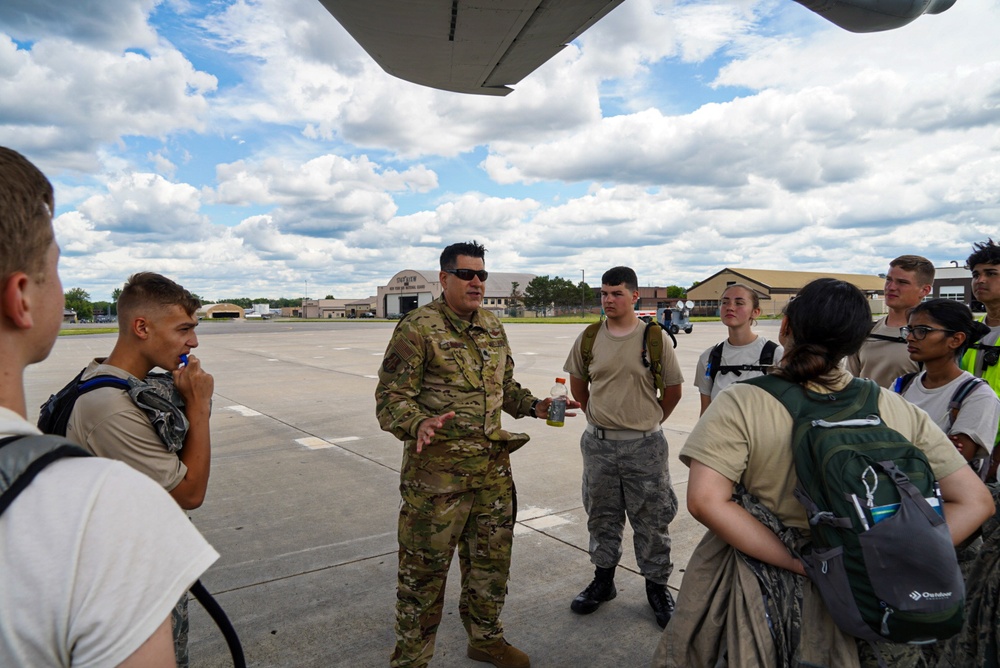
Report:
581,429,677,583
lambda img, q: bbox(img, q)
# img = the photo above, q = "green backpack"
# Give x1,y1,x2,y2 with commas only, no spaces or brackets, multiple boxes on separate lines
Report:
748,374,965,644
579,321,669,400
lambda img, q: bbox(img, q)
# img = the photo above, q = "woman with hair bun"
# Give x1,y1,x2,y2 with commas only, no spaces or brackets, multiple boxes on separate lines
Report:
653,279,994,668
896,298,1000,481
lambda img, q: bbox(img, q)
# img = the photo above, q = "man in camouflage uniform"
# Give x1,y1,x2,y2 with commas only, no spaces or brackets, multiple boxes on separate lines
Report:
563,266,684,629
377,241,571,668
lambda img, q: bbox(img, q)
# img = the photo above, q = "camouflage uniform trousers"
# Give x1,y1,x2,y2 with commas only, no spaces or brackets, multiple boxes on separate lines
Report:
581,429,677,583
172,591,189,668
391,468,515,667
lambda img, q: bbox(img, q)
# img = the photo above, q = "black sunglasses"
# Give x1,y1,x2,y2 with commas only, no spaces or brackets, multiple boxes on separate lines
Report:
444,268,488,282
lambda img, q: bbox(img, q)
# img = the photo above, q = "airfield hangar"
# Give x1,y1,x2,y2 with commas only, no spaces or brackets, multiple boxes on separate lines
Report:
375,269,536,319
687,268,887,317
197,303,245,320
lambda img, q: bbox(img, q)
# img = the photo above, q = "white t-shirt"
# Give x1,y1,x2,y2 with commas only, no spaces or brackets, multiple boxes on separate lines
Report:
0,408,219,668
694,336,784,400
899,370,1000,458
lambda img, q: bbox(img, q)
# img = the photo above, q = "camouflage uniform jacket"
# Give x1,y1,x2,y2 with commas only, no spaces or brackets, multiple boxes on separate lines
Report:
376,296,537,493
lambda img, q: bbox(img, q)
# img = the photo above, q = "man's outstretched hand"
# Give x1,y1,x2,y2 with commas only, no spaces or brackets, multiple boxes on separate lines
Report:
416,412,456,452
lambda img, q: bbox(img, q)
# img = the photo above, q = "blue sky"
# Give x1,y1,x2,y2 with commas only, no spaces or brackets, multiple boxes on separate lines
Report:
1,0,998,302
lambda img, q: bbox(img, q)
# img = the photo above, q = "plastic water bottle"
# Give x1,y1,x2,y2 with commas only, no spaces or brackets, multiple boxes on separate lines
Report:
546,377,568,427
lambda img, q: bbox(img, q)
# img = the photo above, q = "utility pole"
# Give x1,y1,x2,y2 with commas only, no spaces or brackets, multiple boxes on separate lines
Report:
581,269,585,315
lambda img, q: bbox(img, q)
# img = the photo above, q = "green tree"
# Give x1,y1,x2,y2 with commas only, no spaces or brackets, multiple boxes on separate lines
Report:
91,300,113,318
65,287,93,321
523,275,553,316
111,287,122,316
666,285,686,298
550,276,580,310
508,281,523,317
218,297,252,308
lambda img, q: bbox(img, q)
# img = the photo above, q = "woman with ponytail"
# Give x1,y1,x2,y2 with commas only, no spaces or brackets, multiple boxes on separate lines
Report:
895,298,1000,480
694,283,783,415
653,279,993,668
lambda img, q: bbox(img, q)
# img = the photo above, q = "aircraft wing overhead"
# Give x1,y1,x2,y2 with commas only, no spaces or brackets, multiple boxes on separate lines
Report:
317,0,626,96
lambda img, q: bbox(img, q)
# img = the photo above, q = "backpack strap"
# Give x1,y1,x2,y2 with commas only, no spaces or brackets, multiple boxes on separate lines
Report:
656,321,678,349
79,376,131,392
708,342,725,382
579,322,603,383
0,434,90,516
760,339,778,366
37,370,131,436
893,372,919,395
710,339,779,381
947,376,988,431
641,322,665,401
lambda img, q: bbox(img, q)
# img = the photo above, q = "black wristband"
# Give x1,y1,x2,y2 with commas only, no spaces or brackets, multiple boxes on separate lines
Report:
529,399,540,418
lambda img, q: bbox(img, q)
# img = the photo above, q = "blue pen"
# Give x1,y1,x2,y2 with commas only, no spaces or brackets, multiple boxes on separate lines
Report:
179,354,189,368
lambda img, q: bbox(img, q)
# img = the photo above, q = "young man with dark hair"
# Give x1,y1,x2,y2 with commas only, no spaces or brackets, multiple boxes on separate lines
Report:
563,266,684,628
376,240,574,668
0,146,217,666
961,239,1000,474
63,270,215,666
847,254,935,386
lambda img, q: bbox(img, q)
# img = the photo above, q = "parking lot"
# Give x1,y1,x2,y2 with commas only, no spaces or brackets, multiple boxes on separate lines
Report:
26,318,781,668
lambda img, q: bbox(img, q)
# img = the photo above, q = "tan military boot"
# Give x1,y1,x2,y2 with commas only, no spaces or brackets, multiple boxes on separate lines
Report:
467,639,530,668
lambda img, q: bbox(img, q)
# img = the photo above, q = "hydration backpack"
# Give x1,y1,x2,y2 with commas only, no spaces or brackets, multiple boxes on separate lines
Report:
37,369,130,436
580,321,671,400
0,434,246,667
748,374,965,644
707,339,778,382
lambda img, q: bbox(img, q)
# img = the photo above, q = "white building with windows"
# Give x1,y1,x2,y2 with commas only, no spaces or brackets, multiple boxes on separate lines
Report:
376,269,535,318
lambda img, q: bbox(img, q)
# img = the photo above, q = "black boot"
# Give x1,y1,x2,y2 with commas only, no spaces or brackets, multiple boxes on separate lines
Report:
570,566,617,614
645,579,675,629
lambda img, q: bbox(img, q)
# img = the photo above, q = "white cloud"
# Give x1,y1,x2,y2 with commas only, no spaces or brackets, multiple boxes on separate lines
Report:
0,32,216,172
75,172,211,240
0,0,161,51
213,153,438,236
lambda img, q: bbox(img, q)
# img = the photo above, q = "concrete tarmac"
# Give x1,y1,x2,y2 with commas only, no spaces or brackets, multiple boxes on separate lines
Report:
25,318,782,668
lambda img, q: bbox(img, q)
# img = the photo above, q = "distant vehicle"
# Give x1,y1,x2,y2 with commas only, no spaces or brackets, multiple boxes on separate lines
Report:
659,301,695,335
387,313,401,320
635,309,657,323
360,312,375,318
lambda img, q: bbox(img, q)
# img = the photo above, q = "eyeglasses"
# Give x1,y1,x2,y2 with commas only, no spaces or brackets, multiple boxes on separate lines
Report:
900,325,955,340
444,268,488,282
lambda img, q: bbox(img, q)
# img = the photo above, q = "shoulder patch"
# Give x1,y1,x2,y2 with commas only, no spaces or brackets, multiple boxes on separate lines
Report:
392,336,420,362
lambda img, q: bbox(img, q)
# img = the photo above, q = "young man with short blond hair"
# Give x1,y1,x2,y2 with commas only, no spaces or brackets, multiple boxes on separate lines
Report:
847,254,935,386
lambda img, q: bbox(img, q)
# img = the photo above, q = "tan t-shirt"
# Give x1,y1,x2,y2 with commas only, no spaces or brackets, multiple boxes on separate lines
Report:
680,369,966,532
564,321,684,432
66,359,186,492
845,316,917,387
